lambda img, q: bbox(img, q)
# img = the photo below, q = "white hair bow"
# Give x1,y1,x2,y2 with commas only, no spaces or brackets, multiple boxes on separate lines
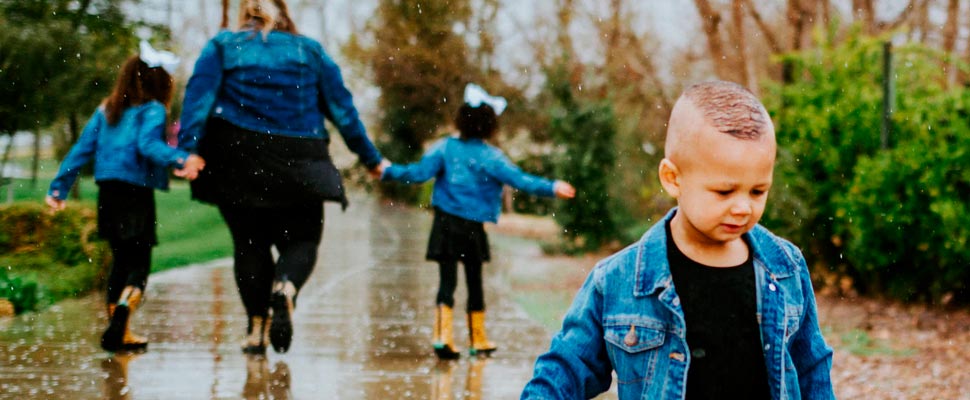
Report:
463,83,507,116
139,40,180,74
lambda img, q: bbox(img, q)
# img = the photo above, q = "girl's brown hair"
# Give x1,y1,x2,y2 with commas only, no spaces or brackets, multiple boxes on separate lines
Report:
237,0,298,35
103,55,174,125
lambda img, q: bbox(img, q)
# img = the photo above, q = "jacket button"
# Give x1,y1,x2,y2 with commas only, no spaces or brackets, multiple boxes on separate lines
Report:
691,348,706,359
672,297,680,306
764,344,771,351
768,283,777,291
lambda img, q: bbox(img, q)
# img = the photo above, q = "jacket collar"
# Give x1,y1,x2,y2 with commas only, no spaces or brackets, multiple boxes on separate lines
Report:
634,208,799,297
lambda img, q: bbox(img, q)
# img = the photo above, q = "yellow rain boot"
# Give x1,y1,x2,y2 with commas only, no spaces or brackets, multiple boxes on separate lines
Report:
433,305,460,359
241,315,270,354
467,311,496,356
102,286,148,352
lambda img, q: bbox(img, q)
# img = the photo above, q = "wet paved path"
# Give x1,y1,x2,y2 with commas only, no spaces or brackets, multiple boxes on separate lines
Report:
1,194,608,399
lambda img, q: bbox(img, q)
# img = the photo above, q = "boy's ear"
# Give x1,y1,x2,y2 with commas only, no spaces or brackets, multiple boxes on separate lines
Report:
658,158,681,198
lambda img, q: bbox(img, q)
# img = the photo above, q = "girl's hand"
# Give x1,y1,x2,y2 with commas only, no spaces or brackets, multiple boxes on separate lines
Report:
554,181,576,199
45,195,66,212
175,154,206,181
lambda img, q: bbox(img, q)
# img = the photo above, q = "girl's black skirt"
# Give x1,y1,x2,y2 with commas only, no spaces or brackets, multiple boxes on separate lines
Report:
426,208,490,263
97,180,157,246
190,118,347,209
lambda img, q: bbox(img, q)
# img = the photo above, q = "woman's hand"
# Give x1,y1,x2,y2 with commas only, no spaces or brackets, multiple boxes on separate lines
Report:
368,158,392,179
45,195,66,212
554,181,576,199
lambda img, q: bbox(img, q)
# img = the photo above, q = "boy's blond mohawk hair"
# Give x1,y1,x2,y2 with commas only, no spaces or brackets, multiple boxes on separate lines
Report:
681,81,770,140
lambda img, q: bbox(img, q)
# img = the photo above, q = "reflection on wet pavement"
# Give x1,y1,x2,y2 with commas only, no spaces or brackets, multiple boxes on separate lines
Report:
0,193,617,399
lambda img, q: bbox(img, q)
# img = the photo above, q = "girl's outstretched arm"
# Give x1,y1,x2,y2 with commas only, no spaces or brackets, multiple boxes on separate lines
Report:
381,140,446,184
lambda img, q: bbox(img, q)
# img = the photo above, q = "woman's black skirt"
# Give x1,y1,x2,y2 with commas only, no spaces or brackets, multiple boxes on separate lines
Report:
97,180,157,245
426,208,490,263
190,118,347,209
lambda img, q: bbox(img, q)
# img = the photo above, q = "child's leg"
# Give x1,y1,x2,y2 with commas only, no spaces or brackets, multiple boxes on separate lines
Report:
102,239,152,351
436,258,459,307
462,257,496,355
462,258,485,312
433,257,461,358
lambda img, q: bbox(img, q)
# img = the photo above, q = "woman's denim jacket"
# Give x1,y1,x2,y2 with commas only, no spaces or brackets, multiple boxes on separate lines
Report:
48,102,189,200
178,29,382,168
522,209,835,400
381,137,555,223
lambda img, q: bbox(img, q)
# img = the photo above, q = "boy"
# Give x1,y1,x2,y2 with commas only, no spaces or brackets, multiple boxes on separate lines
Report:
520,81,834,399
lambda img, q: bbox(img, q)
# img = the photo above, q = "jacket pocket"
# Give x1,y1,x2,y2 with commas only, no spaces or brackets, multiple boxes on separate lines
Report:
603,320,666,384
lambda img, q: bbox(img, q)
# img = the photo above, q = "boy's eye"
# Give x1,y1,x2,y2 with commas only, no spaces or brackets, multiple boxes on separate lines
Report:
715,190,732,196
751,189,766,196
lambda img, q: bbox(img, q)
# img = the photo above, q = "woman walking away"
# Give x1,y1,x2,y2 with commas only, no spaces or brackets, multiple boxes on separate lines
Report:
46,41,204,352
382,83,576,359
177,0,386,355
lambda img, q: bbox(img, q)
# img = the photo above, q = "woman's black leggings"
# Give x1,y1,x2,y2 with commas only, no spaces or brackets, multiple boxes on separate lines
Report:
219,203,324,319
436,257,485,312
105,240,152,304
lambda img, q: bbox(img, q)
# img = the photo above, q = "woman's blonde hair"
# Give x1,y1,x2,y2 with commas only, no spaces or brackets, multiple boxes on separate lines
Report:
236,0,297,36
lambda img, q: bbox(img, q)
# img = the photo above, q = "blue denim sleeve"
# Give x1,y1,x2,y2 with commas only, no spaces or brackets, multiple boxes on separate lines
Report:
317,51,382,168
381,140,444,184
48,110,101,200
786,243,836,399
137,103,189,168
487,151,556,197
178,37,223,153
521,268,613,399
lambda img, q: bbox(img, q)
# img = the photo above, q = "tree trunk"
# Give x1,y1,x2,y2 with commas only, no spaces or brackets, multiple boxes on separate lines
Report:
731,0,754,90
694,0,734,81
942,0,960,86
853,0,876,34
31,129,40,188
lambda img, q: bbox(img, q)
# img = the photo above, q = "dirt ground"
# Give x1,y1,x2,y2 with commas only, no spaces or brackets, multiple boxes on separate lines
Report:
493,213,970,400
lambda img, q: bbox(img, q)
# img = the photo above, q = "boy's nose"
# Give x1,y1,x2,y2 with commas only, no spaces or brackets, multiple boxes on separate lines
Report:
730,199,753,216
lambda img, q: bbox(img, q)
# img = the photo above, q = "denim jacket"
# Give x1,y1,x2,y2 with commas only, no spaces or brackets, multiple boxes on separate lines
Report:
178,29,382,168
381,136,555,223
48,102,189,200
522,209,835,400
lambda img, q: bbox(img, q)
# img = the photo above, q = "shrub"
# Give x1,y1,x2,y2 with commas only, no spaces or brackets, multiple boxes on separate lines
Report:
766,32,970,303
545,65,622,252
0,203,110,313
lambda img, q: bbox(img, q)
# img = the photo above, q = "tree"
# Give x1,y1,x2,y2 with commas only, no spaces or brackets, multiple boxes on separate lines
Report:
0,0,160,191
346,0,475,202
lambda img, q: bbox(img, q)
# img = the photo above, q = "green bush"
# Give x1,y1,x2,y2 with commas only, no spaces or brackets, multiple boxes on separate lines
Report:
836,91,970,303
545,64,622,252
0,203,110,313
766,32,970,303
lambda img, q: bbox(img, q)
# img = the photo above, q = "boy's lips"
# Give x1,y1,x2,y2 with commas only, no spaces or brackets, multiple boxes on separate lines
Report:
720,223,745,233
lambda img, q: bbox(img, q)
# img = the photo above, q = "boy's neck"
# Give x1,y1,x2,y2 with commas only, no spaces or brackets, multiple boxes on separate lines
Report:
669,213,749,267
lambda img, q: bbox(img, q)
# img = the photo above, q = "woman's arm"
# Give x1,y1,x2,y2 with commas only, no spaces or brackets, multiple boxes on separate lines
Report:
178,38,224,153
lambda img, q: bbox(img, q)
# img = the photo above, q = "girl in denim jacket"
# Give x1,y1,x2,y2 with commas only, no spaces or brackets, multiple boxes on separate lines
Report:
46,42,203,352
382,84,576,359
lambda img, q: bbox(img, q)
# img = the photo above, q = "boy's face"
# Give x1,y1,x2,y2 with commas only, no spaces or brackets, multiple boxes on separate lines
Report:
660,101,776,248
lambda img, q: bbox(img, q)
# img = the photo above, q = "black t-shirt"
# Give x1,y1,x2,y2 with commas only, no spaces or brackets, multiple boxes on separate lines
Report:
666,220,771,400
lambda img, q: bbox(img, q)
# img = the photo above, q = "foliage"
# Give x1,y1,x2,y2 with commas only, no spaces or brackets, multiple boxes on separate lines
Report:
545,63,622,252
346,0,474,202
0,202,109,313
766,33,970,303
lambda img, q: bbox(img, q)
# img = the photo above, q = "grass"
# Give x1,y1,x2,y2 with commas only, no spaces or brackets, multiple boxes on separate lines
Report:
839,329,918,357
3,170,231,273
